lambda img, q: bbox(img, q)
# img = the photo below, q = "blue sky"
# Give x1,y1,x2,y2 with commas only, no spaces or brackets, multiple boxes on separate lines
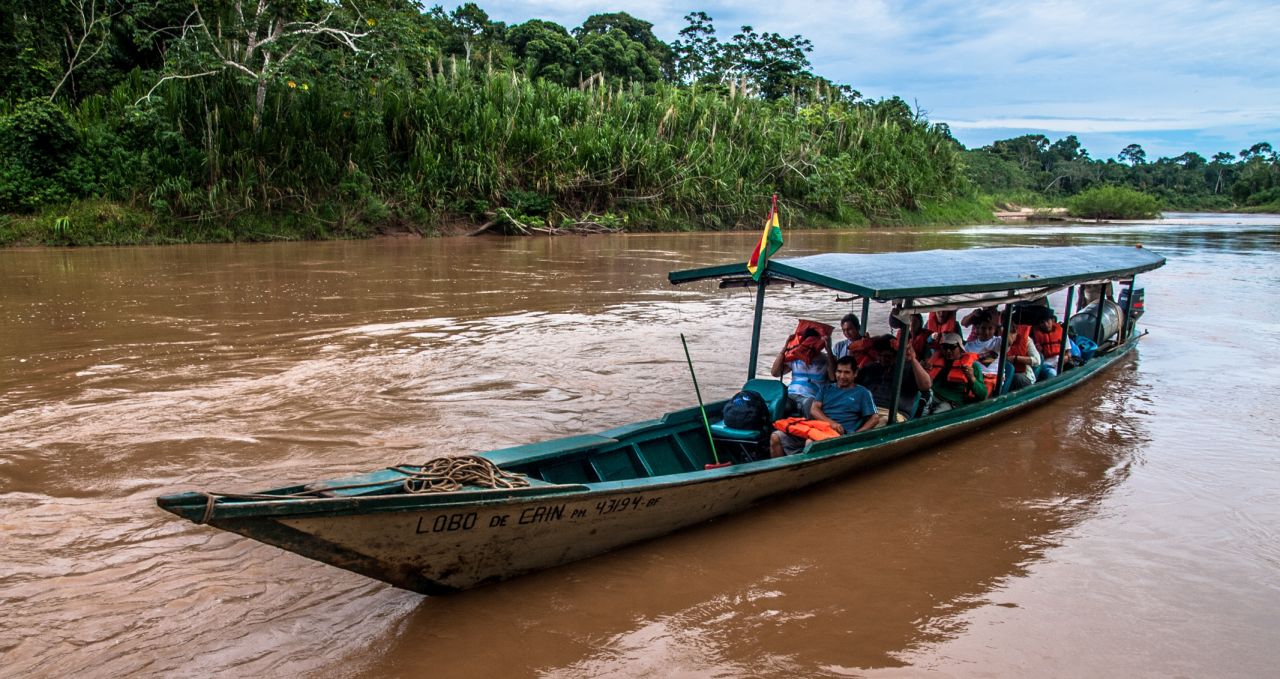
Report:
474,1,1279,161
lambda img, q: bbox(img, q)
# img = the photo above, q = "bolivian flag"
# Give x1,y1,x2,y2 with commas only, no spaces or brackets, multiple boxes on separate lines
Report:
747,195,784,281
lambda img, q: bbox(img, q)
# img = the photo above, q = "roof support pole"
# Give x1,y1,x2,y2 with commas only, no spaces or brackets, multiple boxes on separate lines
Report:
995,303,1014,397
747,280,767,379
1057,286,1076,374
1091,283,1107,348
1120,277,1136,342
888,300,912,424
860,297,871,334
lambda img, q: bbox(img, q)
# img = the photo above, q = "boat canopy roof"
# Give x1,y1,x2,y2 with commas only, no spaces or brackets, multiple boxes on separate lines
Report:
669,245,1164,307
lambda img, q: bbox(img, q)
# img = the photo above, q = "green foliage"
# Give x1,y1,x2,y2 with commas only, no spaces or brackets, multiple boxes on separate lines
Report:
1066,186,1161,220
506,20,577,86
575,30,664,84
885,197,995,226
1,98,78,169
1,2,985,245
962,149,1030,192
0,98,84,211
575,12,673,81
966,128,1279,211
670,13,830,102
0,199,153,246
433,2,510,63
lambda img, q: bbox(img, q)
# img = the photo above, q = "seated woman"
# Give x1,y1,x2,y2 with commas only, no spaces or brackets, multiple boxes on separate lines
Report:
963,316,1010,395
924,333,988,414
1005,325,1042,390
925,310,960,349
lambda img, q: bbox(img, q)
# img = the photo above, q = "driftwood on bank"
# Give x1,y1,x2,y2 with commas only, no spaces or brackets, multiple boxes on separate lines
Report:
464,215,502,236
467,209,623,236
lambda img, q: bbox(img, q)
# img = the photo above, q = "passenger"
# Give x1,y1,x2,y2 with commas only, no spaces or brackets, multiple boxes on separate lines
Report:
1081,282,1114,305
1031,314,1067,380
856,335,932,418
961,306,1002,340
832,313,873,367
924,333,988,414
771,326,831,418
926,310,959,339
1005,324,1042,390
963,316,1007,395
771,356,880,457
907,313,930,362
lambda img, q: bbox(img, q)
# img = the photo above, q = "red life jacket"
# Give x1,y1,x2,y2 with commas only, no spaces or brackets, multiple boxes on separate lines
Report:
927,352,982,401
773,417,841,441
783,319,834,363
981,371,999,395
846,337,878,368
926,313,959,336
1032,322,1064,358
909,331,928,358
1008,325,1032,361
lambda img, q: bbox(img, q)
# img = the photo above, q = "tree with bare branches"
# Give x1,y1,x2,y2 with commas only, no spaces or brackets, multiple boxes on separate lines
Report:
142,1,373,131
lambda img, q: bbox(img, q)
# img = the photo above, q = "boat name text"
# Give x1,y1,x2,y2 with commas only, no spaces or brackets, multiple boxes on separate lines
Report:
415,495,663,534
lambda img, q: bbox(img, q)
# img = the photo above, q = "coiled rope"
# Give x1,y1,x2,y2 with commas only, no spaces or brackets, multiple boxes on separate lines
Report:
394,455,531,493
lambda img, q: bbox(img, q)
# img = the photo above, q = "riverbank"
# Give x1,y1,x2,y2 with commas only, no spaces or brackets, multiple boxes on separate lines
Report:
0,196,997,247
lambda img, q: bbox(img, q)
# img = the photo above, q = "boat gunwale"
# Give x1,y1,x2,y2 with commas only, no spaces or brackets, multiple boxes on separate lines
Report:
158,336,1139,523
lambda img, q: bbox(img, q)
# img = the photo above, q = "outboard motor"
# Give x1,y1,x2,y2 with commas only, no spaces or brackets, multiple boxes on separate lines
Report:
1118,287,1146,337
1069,299,1122,344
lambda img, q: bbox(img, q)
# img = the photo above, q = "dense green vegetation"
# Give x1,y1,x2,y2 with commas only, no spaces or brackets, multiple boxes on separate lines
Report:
0,1,969,246
963,135,1280,213
4,2,1275,247
1065,186,1161,220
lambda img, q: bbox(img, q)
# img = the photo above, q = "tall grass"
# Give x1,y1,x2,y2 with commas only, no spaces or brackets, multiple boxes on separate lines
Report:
5,64,975,243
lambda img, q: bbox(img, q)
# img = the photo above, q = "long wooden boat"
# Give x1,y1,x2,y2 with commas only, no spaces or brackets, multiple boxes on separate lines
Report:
157,245,1165,595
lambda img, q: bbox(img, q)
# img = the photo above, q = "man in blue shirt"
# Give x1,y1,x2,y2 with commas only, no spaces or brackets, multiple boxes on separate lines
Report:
771,356,880,456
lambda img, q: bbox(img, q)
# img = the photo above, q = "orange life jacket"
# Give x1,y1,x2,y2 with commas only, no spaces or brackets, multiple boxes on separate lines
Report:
982,371,999,395
846,336,878,368
926,313,959,336
784,319,834,363
927,352,983,401
773,417,841,441
1032,322,1064,358
1008,325,1032,361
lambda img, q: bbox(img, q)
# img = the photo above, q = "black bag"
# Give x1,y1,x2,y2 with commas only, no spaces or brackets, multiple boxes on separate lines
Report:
722,390,768,431
1011,302,1055,326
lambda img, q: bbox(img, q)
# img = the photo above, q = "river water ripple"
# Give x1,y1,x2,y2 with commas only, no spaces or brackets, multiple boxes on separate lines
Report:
1,213,1278,677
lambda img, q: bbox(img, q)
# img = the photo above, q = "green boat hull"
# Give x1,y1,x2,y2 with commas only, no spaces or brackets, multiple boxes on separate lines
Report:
157,337,1139,594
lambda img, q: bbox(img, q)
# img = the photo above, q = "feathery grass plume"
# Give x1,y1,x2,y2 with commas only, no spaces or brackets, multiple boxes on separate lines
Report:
4,62,969,239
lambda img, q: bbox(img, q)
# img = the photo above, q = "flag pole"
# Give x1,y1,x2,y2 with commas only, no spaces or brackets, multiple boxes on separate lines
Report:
746,194,777,378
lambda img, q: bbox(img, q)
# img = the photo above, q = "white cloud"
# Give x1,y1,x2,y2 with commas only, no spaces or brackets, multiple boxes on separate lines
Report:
952,117,1217,134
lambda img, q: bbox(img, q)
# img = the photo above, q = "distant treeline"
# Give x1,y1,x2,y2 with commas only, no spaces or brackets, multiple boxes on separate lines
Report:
0,1,974,245
963,135,1280,211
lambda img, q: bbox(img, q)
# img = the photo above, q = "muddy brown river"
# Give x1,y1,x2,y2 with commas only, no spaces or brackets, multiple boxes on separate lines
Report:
2,214,1278,677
